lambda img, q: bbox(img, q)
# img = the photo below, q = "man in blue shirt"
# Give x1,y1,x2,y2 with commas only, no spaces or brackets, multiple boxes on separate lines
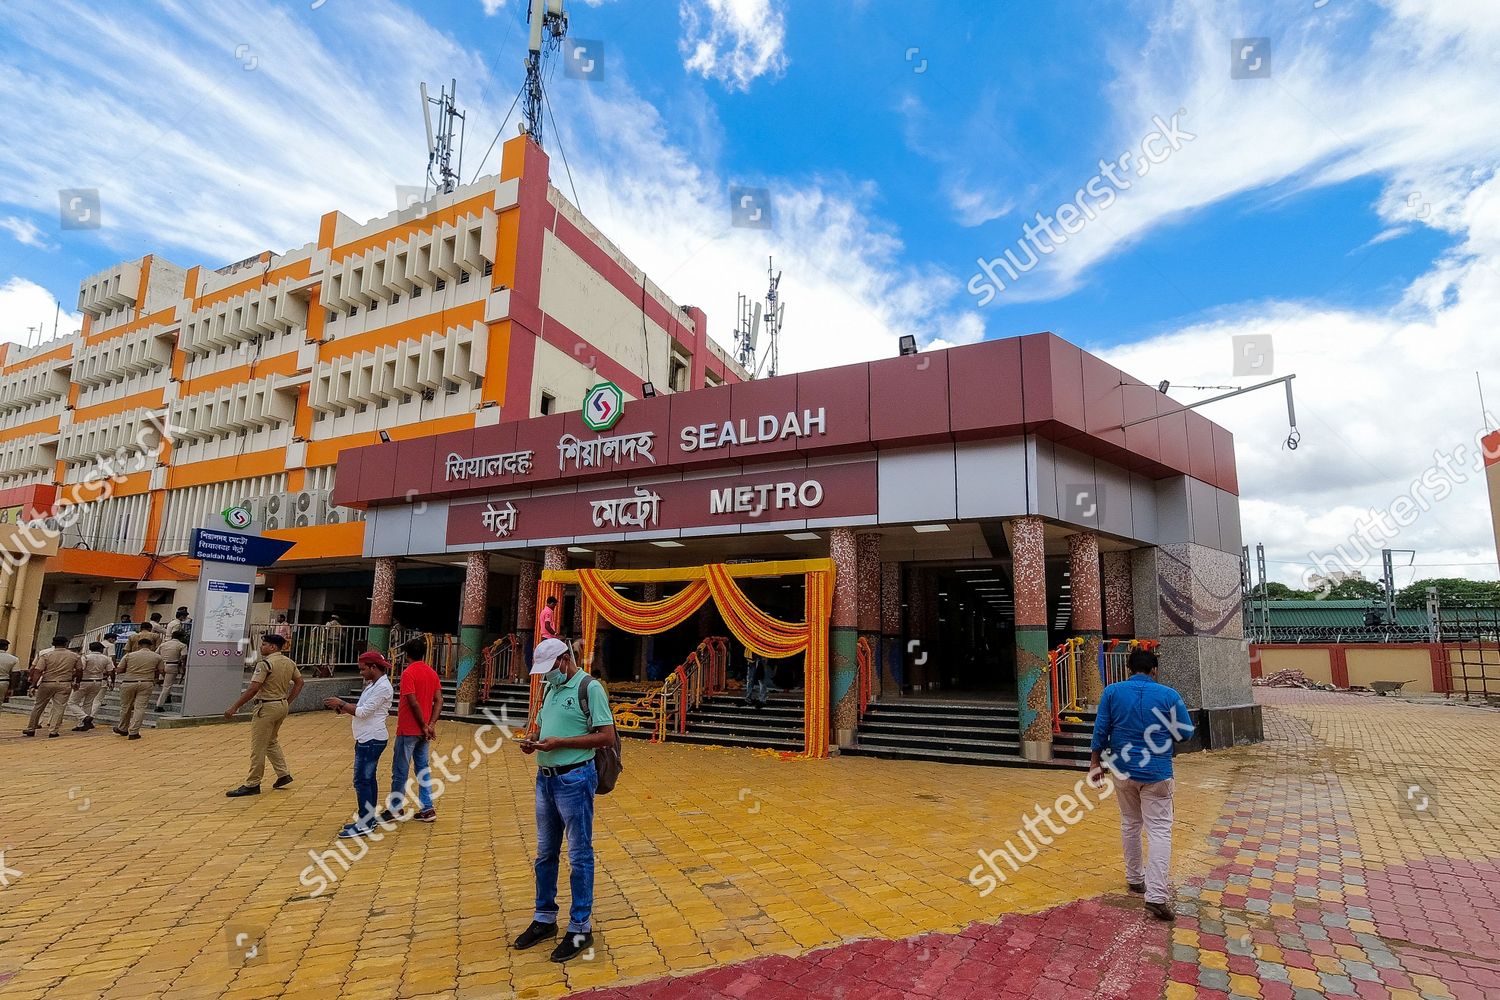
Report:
1088,647,1195,921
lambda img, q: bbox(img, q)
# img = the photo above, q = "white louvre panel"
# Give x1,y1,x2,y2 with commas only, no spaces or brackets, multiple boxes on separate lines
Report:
306,320,488,412
170,378,296,441
157,473,288,554
362,252,387,304
55,410,152,463
406,231,435,288
0,433,56,475
431,223,461,280
73,324,172,387
385,240,415,294
180,276,309,356
77,260,142,319
0,364,70,412
454,210,495,275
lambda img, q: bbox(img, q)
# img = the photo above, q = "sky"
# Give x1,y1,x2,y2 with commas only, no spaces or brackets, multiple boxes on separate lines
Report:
1,0,1498,590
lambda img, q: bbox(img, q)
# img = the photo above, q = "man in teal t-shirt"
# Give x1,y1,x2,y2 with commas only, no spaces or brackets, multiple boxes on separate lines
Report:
513,638,616,964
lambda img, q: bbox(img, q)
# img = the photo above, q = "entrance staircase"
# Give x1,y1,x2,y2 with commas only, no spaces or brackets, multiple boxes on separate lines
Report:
670,692,805,751
844,699,1093,769
1,675,189,730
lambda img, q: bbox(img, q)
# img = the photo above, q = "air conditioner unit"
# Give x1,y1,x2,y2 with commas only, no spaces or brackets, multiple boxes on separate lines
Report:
290,489,330,529
324,503,345,525
262,492,289,531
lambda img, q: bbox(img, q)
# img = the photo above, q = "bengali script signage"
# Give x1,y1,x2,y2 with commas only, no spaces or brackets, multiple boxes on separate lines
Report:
445,461,877,546
444,449,534,482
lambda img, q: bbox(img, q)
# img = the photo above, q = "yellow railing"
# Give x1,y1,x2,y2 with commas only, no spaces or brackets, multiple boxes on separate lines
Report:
611,637,729,742
1098,638,1161,688
1049,637,1085,735
856,636,875,718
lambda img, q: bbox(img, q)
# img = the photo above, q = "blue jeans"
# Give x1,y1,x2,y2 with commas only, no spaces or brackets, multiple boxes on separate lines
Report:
352,739,388,824
389,734,434,813
534,759,597,934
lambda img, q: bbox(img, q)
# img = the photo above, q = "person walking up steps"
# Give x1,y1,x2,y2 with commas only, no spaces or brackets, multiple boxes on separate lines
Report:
24,637,81,738
69,642,114,732
114,636,163,740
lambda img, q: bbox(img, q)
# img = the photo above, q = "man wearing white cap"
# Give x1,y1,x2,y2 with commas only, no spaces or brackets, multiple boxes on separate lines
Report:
512,638,616,963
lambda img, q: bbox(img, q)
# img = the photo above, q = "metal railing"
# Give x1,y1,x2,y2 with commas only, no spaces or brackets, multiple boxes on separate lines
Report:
1048,637,1085,735
856,635,875,718
612,637,728,743
1098,638,1161,688
481,634,523,702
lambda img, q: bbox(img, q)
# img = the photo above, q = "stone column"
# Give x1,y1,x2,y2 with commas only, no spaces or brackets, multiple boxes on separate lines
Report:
1102,550,1136,638
456,551,490,706
829,528,859,749
904,567,928,691
855,533,881,701
1010,516,1052,760
880,562,902,698
1069,531,1104,707
368,556,397,654
516,560,539,666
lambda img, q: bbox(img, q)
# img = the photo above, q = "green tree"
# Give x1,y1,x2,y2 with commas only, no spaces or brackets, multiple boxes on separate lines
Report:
1250,582,1315,600
1324,578,1383,601
1395,577,1500,609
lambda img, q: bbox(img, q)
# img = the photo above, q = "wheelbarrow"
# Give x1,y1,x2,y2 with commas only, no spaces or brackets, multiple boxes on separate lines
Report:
1370,680,1410,696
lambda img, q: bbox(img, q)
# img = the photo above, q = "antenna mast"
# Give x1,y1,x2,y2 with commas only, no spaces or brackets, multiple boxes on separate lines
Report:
523,0,569,149
735,257,786,379
764,256,782,378
421,79,466,195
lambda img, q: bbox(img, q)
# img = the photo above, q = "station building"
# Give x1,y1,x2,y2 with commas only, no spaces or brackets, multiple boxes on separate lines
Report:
0,134,743,666
334,331,1261,763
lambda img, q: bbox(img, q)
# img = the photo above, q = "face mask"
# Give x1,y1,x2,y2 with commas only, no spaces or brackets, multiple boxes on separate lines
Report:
544,667,567,687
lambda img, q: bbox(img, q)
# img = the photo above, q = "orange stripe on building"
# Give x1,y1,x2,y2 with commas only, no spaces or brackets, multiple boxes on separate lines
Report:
82,306,179,346
52,548,152,580
167,448,288,489
2,341,74,375
71,387,166,424
329,192,497,264
304,412,475,468
264,519,365,561
484,319,512,405
179,351,301,396
317,299,486,361
0,413,62,441
190,256,311,312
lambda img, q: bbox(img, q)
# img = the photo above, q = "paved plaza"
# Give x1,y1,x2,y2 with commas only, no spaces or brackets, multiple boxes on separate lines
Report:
1,689,1497,999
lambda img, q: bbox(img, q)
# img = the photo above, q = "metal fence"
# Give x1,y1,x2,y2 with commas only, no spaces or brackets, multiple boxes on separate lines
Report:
1438,608,1500,702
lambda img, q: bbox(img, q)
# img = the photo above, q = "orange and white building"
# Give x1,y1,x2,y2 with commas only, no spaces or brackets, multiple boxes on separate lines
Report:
0,134,743,660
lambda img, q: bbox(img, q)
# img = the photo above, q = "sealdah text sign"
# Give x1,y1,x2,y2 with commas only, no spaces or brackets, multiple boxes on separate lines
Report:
680,408,827,453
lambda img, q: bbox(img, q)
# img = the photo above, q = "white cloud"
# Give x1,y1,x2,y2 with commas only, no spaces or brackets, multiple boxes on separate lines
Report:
480,0,503,14
679,0,787,91
0,276,82,348
0,216,55,251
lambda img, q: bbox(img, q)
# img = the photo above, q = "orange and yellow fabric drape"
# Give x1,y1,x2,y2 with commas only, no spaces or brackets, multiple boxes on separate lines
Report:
555,563,834,758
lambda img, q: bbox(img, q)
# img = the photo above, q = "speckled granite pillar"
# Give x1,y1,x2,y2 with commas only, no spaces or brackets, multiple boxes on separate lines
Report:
368,556,397,654
904,567,932,691
516,560,539,669
1102,550,1136,638
855,533,881,701
1069,531,1104,707
456,551,489,700
1009,516,1051,759
880,562,903,696
830,528,859,749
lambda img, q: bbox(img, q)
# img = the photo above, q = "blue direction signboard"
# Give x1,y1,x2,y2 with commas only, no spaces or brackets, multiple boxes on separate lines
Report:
188,528,296,567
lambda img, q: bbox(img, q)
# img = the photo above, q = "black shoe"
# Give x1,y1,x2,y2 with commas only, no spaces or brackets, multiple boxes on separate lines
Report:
72,725,89,732
48,732,62,738
550,932,593,963
1144,901,1175,921
273,775,294,789
127,733,141,740
21,730,34,737
1127,882,1146,894
113,728,127,736
83,718,95,730
225,785,261,797
513,921,557,950
377,809,399,824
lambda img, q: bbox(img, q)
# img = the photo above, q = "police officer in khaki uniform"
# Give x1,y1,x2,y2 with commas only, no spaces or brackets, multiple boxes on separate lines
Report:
115,636,163,739
24,636,82,738
68,642,115,731
125,623,158,654
224,633,304,797
154,629,187,711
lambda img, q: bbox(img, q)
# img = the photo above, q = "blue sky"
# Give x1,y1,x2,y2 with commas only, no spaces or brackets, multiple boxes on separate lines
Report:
1,0,1499,585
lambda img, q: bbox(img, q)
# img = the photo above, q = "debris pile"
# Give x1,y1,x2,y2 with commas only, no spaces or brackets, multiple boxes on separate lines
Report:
1252,669,1339,691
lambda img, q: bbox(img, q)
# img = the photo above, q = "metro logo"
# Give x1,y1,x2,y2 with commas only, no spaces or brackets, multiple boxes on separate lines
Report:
581,381,625,432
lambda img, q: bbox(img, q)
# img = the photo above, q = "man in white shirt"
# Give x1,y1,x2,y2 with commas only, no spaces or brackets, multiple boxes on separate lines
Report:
323,651,393,839
0,639,19,704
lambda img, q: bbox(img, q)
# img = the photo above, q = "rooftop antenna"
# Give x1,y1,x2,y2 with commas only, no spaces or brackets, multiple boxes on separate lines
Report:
763,257,783,378
421,79,466,196
522,0,569,149
736,257,786,378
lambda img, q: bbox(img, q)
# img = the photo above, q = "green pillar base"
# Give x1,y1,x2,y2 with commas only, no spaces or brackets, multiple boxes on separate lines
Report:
1016,626,1052,745
367,625,391,656
830,626,859,746
457,624,484,686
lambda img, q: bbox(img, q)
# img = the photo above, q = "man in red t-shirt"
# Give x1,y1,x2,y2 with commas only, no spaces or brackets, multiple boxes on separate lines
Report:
383,636,441,822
